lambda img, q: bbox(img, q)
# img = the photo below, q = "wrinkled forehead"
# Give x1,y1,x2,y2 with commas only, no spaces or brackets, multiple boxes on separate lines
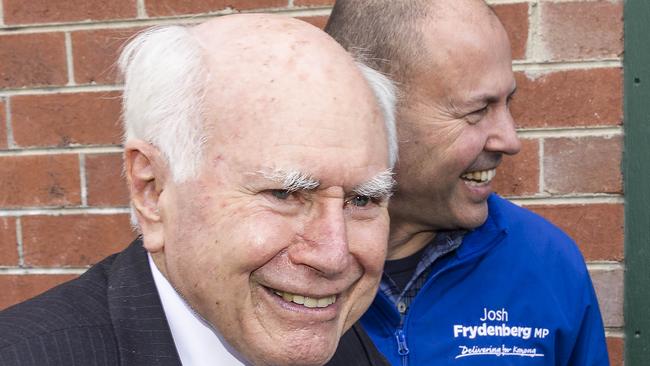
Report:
204,66,388,189
210,101,388,186
198,27,384,153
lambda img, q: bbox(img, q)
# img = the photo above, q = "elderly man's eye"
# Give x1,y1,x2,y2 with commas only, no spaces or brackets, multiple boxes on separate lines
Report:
348,195,371,207
270,189,292,200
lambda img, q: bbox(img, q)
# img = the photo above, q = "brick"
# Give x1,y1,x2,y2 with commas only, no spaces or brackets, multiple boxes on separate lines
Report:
492,3,528,60
0,275,78,311
4,0,136,25
539,1,623,61
606,337,624,366
294,0,333,5
12,92,122,147
0,99,6,149
296,15,329,30
529,204,623,261
512,68,622,128
72,27,144,85
544,136,622,194
0,33,67,89
22,214,134,266
0,217,19,266
0,155,81,208
590,268,624,328
493,139,538,196
145,0,286,17
86,153,130,206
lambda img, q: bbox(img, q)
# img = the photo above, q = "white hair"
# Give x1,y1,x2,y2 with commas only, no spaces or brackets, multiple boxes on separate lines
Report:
118,25,208,182
258,168,395,200
118,26,398,186
259,169,321,192
353,169,396,200
356,62,398,168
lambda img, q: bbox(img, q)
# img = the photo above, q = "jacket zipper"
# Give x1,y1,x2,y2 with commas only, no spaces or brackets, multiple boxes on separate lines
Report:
392,229,506,365
371,221,506,366
395,328,409,366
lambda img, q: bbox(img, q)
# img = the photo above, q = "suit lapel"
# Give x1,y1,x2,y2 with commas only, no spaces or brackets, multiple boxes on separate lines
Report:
107,239,182,366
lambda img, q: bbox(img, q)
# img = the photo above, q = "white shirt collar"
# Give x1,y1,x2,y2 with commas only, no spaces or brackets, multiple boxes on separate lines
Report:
148,254,247,366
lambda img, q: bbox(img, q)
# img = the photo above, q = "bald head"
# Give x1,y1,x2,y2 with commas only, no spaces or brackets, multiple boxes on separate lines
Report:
190,15,381,141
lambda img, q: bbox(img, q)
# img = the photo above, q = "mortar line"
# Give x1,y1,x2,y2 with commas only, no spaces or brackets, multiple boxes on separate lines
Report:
525,0,540,60
288,0,295,7
533,0,544,61
0,8,331,35
604,329,625,338
64,32,76,86
513,59,622,72
0,267,89,275
517,127,623,139
136,0,148,19
0,0,5,26
0,146,123,157
4,97,15,148
0,84,122,97
15,218,24,267
538,138,545,194
587,262,625,271
0,207,131,217
79,153,88,206
510,195,624,206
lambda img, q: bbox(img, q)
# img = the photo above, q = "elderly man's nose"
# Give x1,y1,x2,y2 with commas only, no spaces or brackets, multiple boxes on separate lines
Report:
486,109,521,155
289,203,351,276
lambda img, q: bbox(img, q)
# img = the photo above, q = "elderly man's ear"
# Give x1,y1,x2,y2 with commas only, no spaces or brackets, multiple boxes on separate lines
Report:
124,140,169,254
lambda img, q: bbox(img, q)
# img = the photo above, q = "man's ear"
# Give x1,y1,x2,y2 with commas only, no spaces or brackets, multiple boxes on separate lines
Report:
124,140,169,254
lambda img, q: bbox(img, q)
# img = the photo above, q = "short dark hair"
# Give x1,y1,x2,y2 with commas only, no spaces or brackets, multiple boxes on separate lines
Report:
325,0,430,84
325,0,497,85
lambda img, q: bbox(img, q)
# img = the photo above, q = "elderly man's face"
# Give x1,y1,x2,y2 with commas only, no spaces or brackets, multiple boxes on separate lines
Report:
154,76,391,364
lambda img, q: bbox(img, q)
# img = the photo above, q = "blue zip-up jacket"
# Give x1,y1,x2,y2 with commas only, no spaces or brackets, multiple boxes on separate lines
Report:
361,194,608,365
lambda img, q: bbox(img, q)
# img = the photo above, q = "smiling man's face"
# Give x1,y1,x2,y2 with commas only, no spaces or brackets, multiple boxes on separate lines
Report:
146,16,392,366
389,11,521,241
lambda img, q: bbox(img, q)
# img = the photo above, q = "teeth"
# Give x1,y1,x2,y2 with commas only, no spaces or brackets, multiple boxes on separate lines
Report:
304,297,317,308
461,169,497,184
317,298,332,307
273,290,337,308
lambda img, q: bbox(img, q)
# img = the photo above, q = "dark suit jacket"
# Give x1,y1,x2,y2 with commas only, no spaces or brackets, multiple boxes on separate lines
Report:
0,240,388,366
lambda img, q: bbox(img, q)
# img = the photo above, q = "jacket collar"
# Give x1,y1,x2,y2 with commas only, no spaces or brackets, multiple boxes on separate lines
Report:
106,239,182,366
456,194,509,259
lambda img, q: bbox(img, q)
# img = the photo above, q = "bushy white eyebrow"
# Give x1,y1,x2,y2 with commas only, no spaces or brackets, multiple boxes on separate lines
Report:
352,170,396,200
256,169,395,199
258,169,320,192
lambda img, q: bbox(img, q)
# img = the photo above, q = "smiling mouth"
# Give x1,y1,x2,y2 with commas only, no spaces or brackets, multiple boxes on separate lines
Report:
271,289,337,308
461,168,496,186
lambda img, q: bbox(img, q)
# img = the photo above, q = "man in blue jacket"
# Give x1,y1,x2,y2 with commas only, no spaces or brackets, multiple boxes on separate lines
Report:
326,0,609,364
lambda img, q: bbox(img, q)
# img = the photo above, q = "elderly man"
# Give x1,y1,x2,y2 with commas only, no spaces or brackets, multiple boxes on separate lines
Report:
326,0,609,365
0,14,397,366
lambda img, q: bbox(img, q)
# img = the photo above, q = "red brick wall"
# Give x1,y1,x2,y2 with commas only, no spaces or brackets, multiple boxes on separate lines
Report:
0,0,624,363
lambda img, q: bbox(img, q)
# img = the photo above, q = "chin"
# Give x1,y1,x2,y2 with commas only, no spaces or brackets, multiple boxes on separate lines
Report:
244,332,338,366
255,344,335,366
454,203,489,230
